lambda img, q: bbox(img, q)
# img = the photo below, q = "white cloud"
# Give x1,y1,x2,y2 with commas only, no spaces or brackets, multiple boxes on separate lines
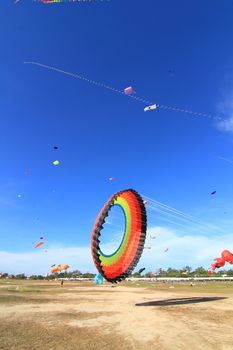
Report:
1,226,233,275
139,226,233,271
0,246,93,276
217,92,233,133
217,117,233,133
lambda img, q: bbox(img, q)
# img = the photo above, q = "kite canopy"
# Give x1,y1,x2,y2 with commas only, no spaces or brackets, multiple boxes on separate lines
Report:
91,189,147,283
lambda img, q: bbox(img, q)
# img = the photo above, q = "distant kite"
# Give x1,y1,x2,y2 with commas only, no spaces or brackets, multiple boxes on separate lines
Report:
34,241,44,249
53,160,60,166
211,191,216,195
138,268,146,274
24,61,223,122
144,104,157,112
109,177,116,182
124,86,133,95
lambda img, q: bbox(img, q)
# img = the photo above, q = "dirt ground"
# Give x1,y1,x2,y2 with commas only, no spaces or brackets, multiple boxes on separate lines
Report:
0,280,233,350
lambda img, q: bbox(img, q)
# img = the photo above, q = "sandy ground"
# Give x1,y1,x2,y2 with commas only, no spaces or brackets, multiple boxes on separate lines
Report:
0,281,233,349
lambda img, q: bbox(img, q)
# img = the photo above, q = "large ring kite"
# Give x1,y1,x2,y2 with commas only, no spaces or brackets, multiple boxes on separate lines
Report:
91,189,147,283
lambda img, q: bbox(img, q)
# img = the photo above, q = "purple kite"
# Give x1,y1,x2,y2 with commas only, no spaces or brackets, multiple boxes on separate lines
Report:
124,86,133,95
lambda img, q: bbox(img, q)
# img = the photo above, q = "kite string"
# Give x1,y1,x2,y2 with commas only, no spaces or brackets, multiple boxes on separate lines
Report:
101,200,229,237
24,61,223,121
143,195,230,236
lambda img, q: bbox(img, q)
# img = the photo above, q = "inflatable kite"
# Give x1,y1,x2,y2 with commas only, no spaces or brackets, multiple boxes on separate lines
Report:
91,189,147,283
94,273,104,285
209,249,233,272
221,250,233,263
50,264,69,274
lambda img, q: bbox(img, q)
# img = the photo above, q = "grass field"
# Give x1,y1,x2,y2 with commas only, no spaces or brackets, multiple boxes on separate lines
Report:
0,279,233,349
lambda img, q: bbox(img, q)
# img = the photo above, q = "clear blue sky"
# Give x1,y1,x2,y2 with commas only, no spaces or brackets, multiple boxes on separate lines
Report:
1,1,233,273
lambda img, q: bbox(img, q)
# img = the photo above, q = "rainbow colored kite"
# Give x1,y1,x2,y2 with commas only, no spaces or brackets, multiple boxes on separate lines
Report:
91,189,147,283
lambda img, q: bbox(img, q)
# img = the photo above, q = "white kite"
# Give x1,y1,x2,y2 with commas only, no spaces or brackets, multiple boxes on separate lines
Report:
144,104,157,112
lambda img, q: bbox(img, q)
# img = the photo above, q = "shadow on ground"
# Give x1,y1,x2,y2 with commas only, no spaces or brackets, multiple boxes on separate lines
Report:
135,297,227,307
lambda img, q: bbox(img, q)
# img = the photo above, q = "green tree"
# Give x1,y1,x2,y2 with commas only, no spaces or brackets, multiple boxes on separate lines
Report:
15,274,26,279
193,267,207,276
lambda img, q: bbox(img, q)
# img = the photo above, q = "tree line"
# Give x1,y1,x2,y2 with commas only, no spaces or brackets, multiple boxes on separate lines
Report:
1,266,233,280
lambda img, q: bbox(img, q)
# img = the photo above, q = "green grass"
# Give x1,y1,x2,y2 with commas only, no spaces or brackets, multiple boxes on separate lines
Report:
121,281,233,294
0,295,50,304
2,288,44,293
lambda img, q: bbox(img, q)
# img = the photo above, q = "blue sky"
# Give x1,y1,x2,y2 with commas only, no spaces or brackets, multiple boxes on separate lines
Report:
1,0,233,274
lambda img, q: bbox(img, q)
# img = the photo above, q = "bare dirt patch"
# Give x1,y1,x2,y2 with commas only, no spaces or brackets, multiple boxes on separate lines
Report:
0,281,233,350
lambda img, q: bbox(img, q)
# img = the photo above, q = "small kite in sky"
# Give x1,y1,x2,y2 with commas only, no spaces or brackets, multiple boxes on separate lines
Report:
54,146,58,150
124,86,133,95
138,268,146,274
150,235,156,239
34,241,44,249
17,194,22,199
24,61,223,122
168,69,175,77
211,191,216,195
143,200,148,206
108,177,116,182
53,160,60,166
144,104,157,112
164,247,169,252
